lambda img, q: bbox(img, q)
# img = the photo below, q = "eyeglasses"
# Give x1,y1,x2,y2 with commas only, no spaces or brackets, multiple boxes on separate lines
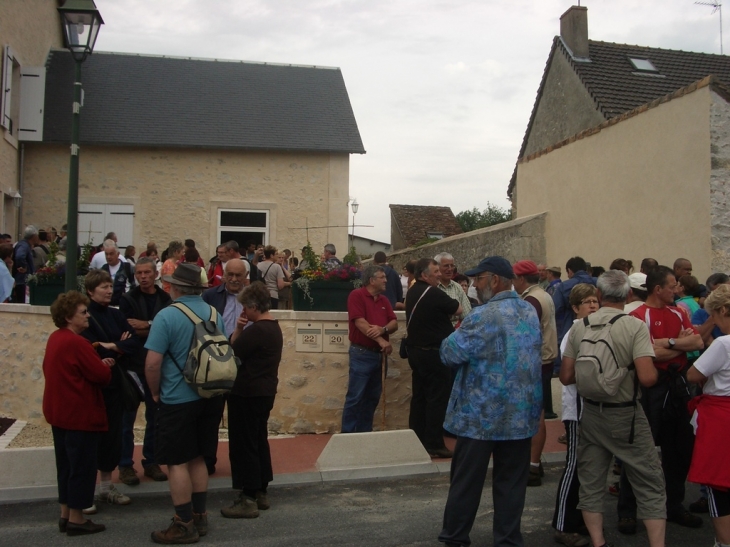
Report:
441,264,456,270
580,299,599,305
475,274,493,282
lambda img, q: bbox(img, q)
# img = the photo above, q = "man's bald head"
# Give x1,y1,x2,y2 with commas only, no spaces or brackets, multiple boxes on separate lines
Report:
224,258,248,294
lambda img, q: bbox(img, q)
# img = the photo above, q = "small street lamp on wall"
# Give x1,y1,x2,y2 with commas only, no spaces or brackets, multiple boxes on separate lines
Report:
57,0,104,291
350,199,359,250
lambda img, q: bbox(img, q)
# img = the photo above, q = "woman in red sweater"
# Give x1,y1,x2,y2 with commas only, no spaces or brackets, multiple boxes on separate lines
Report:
43,291,114,537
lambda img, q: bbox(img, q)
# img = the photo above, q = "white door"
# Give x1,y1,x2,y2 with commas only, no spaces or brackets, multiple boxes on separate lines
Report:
78,204,134,248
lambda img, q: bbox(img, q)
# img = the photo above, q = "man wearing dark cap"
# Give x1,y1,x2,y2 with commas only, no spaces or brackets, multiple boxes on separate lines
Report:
145,263,227,543
546,266,562,296
513,260,558,487
438,256,542,547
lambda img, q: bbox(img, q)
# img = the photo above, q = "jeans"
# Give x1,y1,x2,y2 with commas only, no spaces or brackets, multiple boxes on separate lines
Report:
119,372,157,469
341,346,383,433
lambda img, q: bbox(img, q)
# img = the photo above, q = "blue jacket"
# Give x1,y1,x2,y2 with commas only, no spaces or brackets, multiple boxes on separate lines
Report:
382,264,403,308
552,270,596,343
439,290,542,441
12,239,34,285
202,284,229,315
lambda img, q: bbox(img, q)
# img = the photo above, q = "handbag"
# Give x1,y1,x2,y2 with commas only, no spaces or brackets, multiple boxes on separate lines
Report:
89,315,144,411
400,286,431,359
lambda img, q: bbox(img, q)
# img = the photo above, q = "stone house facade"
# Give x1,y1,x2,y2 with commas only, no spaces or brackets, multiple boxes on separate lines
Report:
509,5,730,282
21,48,365,258
0,0,64,237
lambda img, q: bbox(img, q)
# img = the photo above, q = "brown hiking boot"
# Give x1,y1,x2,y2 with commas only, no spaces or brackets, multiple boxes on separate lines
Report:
256,491,270,510
144,464,169,482
118,466,140,486
220,495,259,519
192,513,208,537
151,516,199,544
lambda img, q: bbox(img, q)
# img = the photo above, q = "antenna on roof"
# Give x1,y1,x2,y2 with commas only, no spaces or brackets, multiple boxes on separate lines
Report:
696,1,724,54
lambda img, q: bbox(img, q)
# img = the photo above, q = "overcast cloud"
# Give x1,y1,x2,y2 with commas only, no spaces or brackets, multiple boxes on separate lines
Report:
93,0,724,242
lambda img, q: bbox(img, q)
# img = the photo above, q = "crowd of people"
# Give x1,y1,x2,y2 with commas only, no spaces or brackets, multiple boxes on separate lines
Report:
5,225,729,546
345,253,730,547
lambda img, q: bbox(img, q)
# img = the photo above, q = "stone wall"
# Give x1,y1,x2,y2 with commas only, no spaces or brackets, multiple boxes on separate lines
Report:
710,90,730,274
382,213,547,272
0,305,411,433
0,0,64,237
21,145,350,262
522,47,605,159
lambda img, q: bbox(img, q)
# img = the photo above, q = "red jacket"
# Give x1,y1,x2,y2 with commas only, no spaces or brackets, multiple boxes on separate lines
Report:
42,328,111,431
688,395,730,491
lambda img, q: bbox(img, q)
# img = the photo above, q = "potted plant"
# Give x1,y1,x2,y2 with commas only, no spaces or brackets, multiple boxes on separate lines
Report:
291,243,362,311
27,241,92,305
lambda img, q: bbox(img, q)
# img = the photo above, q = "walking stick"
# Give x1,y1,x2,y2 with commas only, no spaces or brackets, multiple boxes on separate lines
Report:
381,351,387,431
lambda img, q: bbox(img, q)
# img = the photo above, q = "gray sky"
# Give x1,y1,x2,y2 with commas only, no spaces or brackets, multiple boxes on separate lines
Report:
93,0,724,243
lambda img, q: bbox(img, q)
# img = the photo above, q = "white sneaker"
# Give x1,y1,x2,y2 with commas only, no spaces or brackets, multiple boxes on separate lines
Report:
98,485,131,505
82,504,97,515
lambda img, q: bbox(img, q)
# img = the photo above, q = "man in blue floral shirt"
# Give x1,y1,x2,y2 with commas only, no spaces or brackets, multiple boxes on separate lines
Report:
438,256,542,547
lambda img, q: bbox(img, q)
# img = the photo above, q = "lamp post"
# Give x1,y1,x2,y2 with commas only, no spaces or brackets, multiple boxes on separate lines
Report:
350,199,359,251
57,0,104,291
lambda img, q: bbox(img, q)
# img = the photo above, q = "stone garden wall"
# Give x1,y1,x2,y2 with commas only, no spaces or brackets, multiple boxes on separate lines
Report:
0,305,409,434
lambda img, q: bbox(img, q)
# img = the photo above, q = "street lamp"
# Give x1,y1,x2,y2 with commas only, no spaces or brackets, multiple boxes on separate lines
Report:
350,199,359,250
57,0,104,291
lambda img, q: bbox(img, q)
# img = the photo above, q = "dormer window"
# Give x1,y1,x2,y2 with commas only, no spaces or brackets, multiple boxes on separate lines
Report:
426,232,444,240
629,58,658,72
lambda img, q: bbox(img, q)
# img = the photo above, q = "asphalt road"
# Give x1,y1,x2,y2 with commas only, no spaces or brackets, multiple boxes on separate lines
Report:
0,468,716,546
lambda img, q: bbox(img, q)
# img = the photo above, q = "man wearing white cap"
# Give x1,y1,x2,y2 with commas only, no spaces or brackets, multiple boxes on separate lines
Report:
624,273,648,314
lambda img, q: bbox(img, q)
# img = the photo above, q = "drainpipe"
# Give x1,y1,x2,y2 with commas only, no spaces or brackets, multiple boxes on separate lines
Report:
16,142,25,239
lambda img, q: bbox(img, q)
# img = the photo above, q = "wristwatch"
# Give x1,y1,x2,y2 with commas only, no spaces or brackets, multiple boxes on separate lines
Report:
383,326,388,335
148,320,153,326
668,338,676,348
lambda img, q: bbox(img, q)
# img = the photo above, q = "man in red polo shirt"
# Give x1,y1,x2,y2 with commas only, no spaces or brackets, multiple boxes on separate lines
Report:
617,265,704,534
342,264,398,433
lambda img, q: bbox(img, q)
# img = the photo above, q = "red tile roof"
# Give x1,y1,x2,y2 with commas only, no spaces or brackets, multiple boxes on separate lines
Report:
389,204,463,249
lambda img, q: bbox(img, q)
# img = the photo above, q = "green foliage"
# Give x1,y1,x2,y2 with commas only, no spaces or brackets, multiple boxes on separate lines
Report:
413,236,440,248
456,203,512,232
343,246,360,266
300,241,321,272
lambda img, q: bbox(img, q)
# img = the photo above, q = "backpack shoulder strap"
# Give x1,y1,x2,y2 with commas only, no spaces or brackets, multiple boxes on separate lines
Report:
171,301,218,326
608,313,627,325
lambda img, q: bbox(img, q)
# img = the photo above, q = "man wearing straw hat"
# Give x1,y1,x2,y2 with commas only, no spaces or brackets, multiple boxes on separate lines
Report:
341,264,398,433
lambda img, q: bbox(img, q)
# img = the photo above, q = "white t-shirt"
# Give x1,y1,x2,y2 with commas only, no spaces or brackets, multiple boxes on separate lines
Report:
624,300,643,314
90,251,126,270
694,335,730,396
560,320,580,422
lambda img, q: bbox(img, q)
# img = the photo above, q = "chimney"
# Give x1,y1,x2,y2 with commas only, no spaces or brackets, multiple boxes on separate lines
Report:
560,5,589,59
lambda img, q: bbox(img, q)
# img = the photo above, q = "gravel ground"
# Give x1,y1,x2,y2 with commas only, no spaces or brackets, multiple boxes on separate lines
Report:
4,423,229,449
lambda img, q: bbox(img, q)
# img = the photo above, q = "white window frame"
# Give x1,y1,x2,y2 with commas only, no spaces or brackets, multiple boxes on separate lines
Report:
217,208,270,245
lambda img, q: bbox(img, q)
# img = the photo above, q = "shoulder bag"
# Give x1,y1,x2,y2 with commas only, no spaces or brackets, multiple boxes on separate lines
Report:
399,286,431,359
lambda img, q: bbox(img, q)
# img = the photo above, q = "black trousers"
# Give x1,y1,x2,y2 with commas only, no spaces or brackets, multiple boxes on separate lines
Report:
228,394,275,493
408,347,451,450
542,365,555,414
439,436,531,547
203,395,226,470
52,427,99,510
552,420,585,533
98,387,123,472
617,377,694,518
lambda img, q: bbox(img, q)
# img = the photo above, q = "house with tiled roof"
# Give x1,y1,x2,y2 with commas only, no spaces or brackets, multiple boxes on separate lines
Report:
18,49,364,259
510,5,730,280
389,204,462,251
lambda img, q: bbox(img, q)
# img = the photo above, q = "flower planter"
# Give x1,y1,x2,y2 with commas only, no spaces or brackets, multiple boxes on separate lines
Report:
292,281,356,312
29,281,66,306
